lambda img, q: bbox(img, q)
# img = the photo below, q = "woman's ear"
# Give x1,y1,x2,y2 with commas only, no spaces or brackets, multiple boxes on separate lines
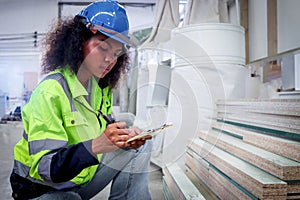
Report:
81,36,87,43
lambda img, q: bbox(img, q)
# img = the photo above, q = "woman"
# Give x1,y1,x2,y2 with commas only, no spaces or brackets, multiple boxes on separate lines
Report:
10,1,152,199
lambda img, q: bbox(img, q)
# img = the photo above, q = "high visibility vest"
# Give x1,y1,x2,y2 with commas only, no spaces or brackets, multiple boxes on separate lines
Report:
12,67,112,189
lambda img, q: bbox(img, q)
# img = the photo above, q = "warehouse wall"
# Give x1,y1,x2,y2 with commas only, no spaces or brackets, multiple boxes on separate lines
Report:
0,0,155,99
0,0,155,41
2,0,300,97
0,0,57,35
0,0,57,97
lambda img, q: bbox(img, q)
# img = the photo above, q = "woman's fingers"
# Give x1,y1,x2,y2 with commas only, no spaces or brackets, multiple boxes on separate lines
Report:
105,122,131,148
92,122,133,154
102,123,153,149
127,135,152,149
107,121,127,129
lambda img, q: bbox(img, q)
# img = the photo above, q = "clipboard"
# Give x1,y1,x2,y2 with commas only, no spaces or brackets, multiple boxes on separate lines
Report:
126,123,174,143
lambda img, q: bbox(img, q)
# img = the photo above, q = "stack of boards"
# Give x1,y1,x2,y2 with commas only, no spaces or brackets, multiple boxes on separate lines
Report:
187,98,300,199
164,98,300,199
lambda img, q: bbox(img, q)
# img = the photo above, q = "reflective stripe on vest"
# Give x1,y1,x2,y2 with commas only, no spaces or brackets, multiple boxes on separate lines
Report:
29,139,68,155
22,73,76,142
13,159,77,190
42,73,77,112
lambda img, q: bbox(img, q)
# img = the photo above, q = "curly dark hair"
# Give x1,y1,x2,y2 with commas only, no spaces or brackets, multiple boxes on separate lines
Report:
42,17,129,88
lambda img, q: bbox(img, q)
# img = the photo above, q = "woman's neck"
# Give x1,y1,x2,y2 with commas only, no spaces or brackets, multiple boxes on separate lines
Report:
77,67,91,89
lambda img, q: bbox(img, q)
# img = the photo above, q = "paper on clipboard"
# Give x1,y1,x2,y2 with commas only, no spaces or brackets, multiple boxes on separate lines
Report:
126,123,174,143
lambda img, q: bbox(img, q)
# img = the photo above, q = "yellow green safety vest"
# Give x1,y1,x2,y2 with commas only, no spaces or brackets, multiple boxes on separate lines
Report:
12,67,112,189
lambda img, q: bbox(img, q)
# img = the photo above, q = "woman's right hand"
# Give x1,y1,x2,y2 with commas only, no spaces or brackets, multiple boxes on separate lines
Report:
92,122,130,154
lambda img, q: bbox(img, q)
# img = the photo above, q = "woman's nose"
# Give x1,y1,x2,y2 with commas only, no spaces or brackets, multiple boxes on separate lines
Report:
105,56,112,62
104,52,116,63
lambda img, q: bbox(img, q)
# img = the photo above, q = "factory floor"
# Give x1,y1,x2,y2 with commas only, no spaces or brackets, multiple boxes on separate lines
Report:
0,122,164,200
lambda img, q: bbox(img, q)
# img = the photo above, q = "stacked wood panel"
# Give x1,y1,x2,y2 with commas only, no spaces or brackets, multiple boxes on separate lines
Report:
163,163,206,200
185,99,300,199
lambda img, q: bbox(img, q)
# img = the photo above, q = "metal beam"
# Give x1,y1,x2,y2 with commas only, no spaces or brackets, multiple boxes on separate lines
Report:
58,1,155,20
58,1,155,6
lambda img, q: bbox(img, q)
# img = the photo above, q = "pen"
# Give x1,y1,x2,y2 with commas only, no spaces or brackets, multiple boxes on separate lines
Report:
97,109,115,125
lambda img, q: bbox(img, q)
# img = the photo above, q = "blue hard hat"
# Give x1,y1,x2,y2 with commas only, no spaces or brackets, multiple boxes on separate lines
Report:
76,0,132,46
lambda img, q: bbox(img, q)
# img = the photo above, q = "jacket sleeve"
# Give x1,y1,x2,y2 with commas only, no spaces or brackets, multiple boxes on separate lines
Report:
49,140,99,183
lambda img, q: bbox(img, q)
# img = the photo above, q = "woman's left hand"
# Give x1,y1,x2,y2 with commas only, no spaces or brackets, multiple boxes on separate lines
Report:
127,127,152,149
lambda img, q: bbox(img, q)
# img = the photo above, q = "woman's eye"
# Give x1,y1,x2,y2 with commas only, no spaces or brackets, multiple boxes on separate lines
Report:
114,51,123,58
98,45,108,52
114,53,120,58
97,41,110,51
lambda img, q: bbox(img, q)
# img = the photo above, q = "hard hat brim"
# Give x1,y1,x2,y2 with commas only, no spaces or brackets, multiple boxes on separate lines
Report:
98,30,133,47
90,24,133,47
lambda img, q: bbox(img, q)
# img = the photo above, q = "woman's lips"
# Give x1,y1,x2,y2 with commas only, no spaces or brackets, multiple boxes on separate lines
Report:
104,66,111,72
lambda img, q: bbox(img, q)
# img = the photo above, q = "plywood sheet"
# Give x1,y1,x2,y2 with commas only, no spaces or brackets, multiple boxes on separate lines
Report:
199,129,300,180
187,149,252,200
189,138,287,198
217,112,300,135
212,121,300,162
163,164,206,200
185,167,218,200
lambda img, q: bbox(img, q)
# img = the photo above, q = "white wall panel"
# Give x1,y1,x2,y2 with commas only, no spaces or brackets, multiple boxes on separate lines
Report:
248,0,268,61
277,0,300,53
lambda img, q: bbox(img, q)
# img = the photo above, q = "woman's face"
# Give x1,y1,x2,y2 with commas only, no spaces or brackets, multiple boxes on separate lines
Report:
81,34,123,79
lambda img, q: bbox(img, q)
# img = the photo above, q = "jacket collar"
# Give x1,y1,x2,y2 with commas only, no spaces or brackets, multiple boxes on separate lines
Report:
56,67,88,99
54,67,105,110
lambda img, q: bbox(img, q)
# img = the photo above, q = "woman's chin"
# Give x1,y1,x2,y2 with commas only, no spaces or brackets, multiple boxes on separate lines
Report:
93,73,105,79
